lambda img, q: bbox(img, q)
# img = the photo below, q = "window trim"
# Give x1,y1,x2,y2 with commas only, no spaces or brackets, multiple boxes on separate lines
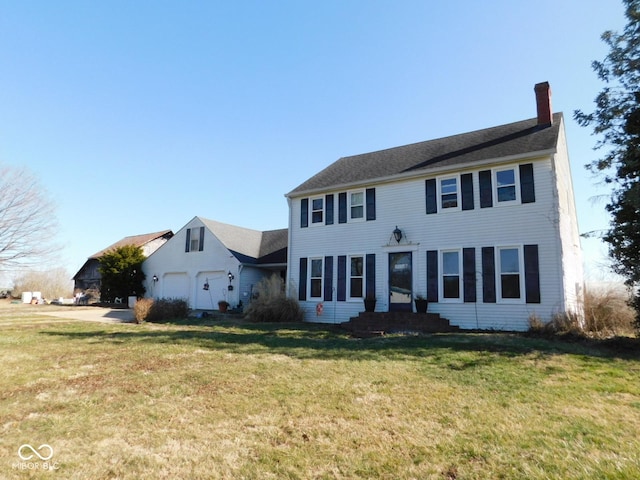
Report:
440,248,463,303
308,257,324,298
310,197,324,225
496,245,525,303
347,254,365,300
493,167,521,206
348,190,365,222
438,175,461,212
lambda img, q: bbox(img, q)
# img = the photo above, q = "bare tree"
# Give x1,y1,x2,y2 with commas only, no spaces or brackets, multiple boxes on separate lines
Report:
0,163,58,271
12,267,73,299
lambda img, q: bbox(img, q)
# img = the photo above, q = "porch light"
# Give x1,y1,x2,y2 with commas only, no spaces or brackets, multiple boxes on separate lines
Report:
393,226,403,243
228,271,235,283
203,281,209,291
152,275,158,283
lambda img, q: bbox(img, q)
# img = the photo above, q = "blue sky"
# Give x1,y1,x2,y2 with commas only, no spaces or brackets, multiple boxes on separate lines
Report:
0,0,627,284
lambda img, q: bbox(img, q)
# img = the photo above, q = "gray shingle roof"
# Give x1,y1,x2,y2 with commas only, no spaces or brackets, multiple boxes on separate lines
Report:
287,113,563,196
199,217,287,264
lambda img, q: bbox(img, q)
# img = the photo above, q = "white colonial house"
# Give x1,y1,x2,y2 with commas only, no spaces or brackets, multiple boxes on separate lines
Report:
142,216,287,310
285,82,584,331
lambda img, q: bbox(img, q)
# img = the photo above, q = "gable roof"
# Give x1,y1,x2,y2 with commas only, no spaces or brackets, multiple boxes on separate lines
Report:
287,113,563,196
89,230,174,259
199,217,287,264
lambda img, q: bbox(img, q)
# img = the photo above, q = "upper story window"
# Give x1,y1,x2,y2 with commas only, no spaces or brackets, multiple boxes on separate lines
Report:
495,168,518,204
311,198,324,224
498,247,521,300
350,191,364,220
310,258,323,298
441,250,461,300
185,226,204,252
439,177,459,210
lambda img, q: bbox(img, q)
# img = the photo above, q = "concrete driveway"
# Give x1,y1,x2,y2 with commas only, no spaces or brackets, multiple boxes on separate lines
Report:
38,306,135,323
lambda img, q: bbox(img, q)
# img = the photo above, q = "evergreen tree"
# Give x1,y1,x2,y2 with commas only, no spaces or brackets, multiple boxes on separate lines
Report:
574,0,640,322
98,245,146,302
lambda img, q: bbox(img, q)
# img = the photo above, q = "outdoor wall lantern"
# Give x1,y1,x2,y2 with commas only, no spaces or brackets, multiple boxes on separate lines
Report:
393,226,403,243
228,271,234,283
203,281,210,291
152,275,158,283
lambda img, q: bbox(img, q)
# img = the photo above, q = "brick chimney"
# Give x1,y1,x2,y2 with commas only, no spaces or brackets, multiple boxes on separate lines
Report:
534,82,552,126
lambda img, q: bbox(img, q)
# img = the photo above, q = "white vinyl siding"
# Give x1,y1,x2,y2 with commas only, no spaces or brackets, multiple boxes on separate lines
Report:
288,152,575,331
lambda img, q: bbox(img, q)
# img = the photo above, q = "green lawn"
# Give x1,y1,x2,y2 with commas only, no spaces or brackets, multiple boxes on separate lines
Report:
1,308,639,479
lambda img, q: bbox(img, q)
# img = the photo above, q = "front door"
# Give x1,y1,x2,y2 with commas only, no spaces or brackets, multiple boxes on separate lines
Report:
389,252,412,312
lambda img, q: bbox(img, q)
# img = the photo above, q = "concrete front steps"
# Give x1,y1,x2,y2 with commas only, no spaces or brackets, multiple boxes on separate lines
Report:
341,311,459,337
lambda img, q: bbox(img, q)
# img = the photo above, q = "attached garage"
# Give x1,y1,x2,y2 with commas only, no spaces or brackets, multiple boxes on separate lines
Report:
163,272,189,300
195,271,226,310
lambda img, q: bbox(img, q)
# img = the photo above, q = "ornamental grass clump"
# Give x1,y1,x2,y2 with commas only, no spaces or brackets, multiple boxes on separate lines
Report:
244,274,303,322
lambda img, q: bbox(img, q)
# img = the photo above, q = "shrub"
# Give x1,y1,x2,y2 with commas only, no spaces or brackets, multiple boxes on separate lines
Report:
134,298,189,323
528,311,583,337
583,284,635,337
244,275,303,323
528,283,636,338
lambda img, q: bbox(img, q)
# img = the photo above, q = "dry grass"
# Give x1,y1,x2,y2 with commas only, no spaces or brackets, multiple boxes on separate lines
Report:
530,283,637,339
583,284,636,336
1,303,640,479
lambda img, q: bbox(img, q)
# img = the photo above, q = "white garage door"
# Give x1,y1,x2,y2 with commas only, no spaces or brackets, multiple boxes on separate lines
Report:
163,273,190,301
196,271,225,310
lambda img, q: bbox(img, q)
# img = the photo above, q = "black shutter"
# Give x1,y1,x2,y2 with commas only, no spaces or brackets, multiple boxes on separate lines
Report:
324,256,333,301
461,173,474,211
198,226,205,252
463,247,476,302
337,255,347,301
520,164,536,204
185,228,191,252
298,258,308,301
300,198,309,228
425,179,437,214
479,170,493,208
338,192,347,223
366,188,376,221
365,254,376,298
524,244,541,303
482,247,496,303
325,194,334,225
426,250,438,302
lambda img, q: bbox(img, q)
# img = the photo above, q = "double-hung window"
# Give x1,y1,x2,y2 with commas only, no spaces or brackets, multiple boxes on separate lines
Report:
349,191,364,220
349,255,364,298
190,229,200,252
442,250,461,300
495,168,518,204
439,177,459,210
311,198,324,224
310,258,323,298
498,247,521,300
